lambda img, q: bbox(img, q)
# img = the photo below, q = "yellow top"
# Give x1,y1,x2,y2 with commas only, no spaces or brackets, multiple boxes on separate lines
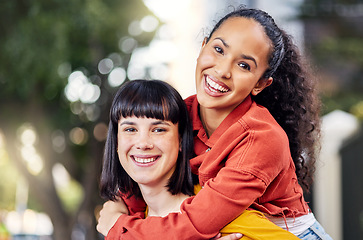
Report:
194,184,299,240
144,185,299,239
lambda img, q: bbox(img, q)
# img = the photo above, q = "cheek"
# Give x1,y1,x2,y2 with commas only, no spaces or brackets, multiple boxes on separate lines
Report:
197,51,215,69
171,138,181,158
117,139,132,169
117,135,132,154
157,136,180,155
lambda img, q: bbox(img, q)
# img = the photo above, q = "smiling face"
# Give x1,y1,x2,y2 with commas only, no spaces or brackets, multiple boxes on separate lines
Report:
195,17,273,117
117,116,180,189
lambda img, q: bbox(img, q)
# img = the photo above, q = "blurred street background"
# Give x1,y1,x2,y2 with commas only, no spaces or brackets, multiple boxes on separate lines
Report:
0,0,362,239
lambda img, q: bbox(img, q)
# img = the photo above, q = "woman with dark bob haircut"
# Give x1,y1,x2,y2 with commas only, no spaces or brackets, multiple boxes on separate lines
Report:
99,79,300,240
100,79,195,201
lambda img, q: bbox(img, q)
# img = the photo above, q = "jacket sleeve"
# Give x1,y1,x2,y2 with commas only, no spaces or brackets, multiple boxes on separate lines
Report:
121,194,146,217
106,109,287,239
106,167,267,239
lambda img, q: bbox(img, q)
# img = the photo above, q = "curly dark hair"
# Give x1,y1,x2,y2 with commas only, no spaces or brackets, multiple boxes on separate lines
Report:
207,8,321,192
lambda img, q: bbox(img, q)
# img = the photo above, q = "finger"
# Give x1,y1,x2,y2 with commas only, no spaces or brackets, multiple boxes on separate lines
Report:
96,222,106,236
115,195,123,201
217,233,243,240
211,233,222,240
228,233,243,240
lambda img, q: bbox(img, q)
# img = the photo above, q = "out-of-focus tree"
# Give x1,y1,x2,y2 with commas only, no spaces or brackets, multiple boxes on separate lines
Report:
299,0,363,119
0,0,156,239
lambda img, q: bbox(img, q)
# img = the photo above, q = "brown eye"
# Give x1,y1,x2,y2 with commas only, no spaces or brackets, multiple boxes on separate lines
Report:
152,127,166,133
238,62,251,71
124,127,137,132
214,46,223,54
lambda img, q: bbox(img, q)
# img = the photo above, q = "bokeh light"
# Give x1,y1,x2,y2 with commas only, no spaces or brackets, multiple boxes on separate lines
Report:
70,102,83,115
17,124,43,176
93,123,108,142
5,210,53,236
69,127,88,145
20,128,37,147
140,15,159,32
52,163,70,189
119,37,138,54
108,67,126,87
79,83,101,104
98,58,114,75
64,71,100,104
84,104,100,122
108,53,123,67
128,20,143,36
51,130,66,153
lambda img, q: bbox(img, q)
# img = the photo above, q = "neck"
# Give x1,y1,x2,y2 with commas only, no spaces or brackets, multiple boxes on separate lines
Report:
139,184,189,217
199,106,230,137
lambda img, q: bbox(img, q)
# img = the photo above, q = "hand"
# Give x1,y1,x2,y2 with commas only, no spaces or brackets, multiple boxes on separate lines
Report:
211,233,243,240
96,199,129,236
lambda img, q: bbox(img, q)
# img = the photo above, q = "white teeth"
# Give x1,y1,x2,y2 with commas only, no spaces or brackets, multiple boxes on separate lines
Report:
206,76,229,93
134,157,157,163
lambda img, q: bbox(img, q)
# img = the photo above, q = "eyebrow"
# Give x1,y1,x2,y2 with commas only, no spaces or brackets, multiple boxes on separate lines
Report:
120,120,171,126
214,37,230,48
214,37,258,68
151,120,170,126
120,121,135,126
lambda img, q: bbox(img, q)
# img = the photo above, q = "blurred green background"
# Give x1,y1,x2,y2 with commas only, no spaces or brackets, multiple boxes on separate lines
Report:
0,0,155,239
0,0,362,240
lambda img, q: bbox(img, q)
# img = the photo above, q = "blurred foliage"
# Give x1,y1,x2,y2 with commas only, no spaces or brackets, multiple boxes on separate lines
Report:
0,150,17,211
57,179,84,213
0,0,155,239
350,101,363,120
315,38,363,65
299,0,363,119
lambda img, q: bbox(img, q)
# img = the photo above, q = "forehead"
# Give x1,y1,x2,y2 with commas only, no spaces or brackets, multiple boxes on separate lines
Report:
212,17,272,62
214,17,269,41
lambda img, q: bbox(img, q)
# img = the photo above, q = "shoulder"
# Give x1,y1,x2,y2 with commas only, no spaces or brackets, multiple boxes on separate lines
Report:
235,102,292,169
184,94,198,117
184,95,196,108
212,100,288,149
241,102,287,142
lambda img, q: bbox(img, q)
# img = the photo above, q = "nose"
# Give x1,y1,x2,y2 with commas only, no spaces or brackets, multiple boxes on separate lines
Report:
135,132,153,150
214,59,232,79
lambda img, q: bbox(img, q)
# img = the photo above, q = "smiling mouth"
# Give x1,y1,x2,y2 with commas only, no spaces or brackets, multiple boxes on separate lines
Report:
205,75,229,93
133,156,158,164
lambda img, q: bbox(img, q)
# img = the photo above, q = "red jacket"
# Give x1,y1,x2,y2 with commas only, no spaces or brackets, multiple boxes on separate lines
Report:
107,95,309,239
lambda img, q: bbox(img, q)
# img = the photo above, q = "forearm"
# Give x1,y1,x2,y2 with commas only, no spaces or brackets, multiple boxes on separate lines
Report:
106,169,266,239
107,208,218,239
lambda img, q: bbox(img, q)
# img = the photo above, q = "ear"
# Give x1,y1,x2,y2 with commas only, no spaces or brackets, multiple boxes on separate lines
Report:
202,37,207,47
251,77,273,96
197,38,208,61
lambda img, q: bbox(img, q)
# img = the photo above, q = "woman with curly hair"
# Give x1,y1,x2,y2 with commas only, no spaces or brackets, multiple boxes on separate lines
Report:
99,79,299,240
97,7,332,240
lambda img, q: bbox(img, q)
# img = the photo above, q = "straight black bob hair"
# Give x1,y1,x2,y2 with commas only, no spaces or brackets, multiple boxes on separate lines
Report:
100,80,195,200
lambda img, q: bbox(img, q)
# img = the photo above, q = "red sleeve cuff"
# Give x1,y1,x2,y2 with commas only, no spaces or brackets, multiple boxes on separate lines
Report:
106,214,128,240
